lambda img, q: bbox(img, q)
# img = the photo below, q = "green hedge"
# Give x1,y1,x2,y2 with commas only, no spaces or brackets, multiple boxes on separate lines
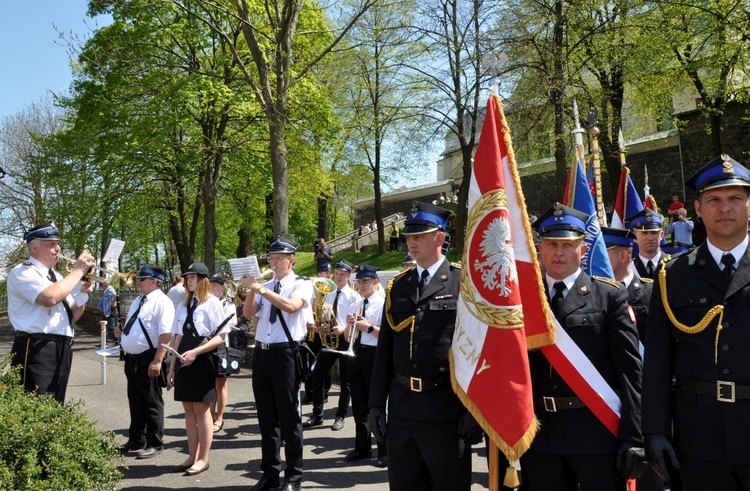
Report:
0,357,122,490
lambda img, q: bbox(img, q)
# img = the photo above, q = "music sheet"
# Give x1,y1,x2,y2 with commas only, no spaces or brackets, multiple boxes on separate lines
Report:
227,256,261,279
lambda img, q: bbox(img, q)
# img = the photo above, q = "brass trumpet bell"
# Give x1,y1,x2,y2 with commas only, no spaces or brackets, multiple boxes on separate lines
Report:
58,255,137,287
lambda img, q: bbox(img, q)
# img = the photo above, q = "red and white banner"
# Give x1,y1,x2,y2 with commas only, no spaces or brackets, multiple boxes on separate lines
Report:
451,94,554,461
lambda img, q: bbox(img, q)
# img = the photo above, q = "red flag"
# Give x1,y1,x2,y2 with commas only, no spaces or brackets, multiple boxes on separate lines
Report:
451,94,555,468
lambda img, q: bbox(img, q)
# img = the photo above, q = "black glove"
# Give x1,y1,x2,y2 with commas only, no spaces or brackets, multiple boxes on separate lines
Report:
367,407,387,442
615,441,648,479
457,412,484,445
645,434,680,481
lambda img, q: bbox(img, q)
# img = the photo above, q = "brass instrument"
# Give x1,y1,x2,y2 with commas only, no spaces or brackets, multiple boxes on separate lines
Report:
226,268,276,299
311,277,338,349
322,295,361,357
58,255,137,287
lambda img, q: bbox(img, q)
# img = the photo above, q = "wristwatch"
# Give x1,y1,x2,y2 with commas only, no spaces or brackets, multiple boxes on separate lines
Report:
257,286,268,295
367,325,374,334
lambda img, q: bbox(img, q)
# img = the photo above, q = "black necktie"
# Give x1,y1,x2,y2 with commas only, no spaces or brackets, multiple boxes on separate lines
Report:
355,298,369,349
721,254,736,281
269,280,281,323
48,269,73,325
646,260,654,277
551,281,566,310
123,296,146,336
418,270,429,297
332,290,341,318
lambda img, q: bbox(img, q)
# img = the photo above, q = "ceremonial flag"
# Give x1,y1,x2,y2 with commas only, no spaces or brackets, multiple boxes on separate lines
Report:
611,166,644,229
452,94,555,485
565,159,614,279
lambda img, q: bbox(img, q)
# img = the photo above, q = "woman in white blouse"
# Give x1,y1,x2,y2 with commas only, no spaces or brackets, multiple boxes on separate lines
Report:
168,262,231,476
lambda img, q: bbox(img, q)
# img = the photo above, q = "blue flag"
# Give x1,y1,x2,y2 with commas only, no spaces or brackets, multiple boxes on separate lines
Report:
569,160,614,279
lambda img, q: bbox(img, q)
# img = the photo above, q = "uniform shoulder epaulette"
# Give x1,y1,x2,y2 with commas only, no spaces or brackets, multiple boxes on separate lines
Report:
591,276,622,289
297,276,309,281
22,261,32,266
659,254,672,264
639,277,654,284
450,261,462,269
387,269,410,292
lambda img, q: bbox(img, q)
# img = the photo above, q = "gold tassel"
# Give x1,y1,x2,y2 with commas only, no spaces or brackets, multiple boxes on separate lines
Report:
503,465,520,489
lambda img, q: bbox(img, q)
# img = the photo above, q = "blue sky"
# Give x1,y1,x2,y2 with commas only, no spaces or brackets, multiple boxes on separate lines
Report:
0,1,111,119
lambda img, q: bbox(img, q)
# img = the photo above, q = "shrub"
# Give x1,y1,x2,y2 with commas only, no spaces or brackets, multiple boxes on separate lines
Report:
0,356,122,490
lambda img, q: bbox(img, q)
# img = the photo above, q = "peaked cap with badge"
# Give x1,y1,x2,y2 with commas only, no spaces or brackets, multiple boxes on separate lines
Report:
601,227,633,249
268,236,299,254
685,154,750,193
626,209,663,231
531,203,589,240
24,221,60,243
402,201,450,235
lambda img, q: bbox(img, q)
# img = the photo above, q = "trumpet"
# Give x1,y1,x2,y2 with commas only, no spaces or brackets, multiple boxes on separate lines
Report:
311,277,338,348
323,296,361,357
227,268,276,299
58,255,137,287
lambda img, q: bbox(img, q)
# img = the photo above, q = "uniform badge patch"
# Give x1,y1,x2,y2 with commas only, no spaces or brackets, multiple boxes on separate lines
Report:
627,305,636,323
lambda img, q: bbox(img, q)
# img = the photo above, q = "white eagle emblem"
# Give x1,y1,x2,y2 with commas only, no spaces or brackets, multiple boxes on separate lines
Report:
473,216,517,297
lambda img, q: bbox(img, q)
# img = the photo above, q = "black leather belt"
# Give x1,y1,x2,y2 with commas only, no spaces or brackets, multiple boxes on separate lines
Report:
124,349,156,360
395,372,450,392
257,342,293,351
678,377,750,403
16,332,74,346
535,396,587,412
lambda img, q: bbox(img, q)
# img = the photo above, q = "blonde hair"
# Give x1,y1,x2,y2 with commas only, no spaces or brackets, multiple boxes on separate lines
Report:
183,276,211,306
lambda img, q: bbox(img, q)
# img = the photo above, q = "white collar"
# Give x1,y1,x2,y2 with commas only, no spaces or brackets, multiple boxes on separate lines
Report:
545,269,581,297
706,236,748,269
416,256,446,282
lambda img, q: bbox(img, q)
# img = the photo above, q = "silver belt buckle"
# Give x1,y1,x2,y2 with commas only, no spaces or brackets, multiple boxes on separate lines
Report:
543,396,557,412
260,342,270,350
717,381,735,402
410,377,423,392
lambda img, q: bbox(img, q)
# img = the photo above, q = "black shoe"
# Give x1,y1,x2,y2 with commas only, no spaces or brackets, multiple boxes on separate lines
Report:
300,394,313,405
250,476,280,491
344,450,372,462
119,441,146,453
302,416,323,428
331,417,345,431
135,446,163,459
375,455,388,468
280,481,302,491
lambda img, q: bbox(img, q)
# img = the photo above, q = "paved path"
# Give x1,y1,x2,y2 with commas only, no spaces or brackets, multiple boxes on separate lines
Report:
0,324,489,490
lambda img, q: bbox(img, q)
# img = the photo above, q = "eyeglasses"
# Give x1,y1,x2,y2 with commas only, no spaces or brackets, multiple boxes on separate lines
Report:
137,277,154,282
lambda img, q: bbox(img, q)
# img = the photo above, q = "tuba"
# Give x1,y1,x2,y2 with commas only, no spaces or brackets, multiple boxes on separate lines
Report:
311,277,339,349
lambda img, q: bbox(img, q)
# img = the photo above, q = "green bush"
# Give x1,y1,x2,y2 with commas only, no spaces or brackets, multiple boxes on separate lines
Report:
0,356,122,490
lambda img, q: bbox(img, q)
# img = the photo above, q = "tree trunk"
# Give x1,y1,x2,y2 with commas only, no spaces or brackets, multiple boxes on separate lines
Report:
269,110,289,237
317,197,327,240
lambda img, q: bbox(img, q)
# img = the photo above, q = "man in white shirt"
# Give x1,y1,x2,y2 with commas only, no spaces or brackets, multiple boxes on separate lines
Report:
116,265,175,459
8,221,95,402
241,237,313,491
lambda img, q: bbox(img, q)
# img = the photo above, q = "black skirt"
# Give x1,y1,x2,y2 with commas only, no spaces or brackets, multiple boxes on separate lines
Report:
174,333,216,403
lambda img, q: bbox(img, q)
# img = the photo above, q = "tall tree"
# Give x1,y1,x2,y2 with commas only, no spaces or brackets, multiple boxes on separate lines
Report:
341,0,429,253
411,0,493,252
182,0,379,238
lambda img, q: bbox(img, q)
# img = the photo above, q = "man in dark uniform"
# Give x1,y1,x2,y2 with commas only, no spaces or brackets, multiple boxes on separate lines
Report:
241,237,313,491
603,226,666,491
643,155,750,490
527,204,645,491
8,221,96,402
368,201,482,491
627,209,667,280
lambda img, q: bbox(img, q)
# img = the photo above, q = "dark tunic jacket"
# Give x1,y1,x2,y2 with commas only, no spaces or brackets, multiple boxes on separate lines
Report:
643,242,750,464
370,259,464,421
529,273,643,455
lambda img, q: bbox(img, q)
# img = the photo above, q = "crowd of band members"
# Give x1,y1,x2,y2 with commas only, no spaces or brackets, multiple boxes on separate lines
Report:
9,154,750,491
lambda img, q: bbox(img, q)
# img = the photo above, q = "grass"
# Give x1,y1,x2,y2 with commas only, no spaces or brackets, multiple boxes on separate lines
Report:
293,249,462,277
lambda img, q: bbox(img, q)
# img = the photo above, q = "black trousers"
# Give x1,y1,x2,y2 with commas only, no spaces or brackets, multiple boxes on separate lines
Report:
11,335,72,402
124,349,164,447
679,454,750,491
386,415,470,491
350,346,385,456
525,451,625,491
390,238,399,251
303,335,323,396
311,350,350,419
252,347,303,482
